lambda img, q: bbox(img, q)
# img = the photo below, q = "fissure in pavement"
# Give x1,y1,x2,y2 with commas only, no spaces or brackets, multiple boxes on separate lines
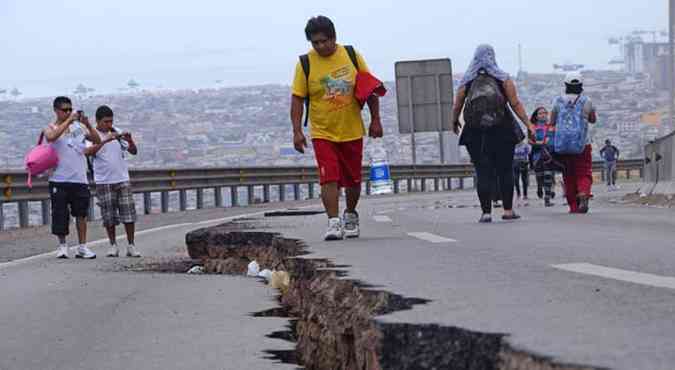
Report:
134,221,602,370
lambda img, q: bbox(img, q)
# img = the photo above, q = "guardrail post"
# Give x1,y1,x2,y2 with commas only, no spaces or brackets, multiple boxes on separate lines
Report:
307,183,315,199
626,169,631,180
293,184,301,201
459,178,465,190
0,202,4,231
366,181,372,195
41,200,51,226
18,201,29,228
434,178,440,192
279,184,286,202
420,179,427,193
394,180,400,194
143,192,152,215
447,178,453,190
639,167,644,179
263,185,271,203
179,190,187,211
215,187,223,208
160,191,169,213
230,186,238,207
601,170,606,183
196,189,204,209
247,185,255,205
88,197,96,221
406,179,413,193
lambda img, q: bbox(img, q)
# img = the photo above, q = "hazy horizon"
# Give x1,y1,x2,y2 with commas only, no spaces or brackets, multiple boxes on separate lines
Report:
1,1,669,98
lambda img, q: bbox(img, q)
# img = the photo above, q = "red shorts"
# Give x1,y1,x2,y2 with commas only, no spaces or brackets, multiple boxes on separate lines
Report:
312,138,363,188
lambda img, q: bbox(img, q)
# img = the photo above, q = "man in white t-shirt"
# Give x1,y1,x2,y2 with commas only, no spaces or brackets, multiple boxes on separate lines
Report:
44,96,102,259
84,105,140,258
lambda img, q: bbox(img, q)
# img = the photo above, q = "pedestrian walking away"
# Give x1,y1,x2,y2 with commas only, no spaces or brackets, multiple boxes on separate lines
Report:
529,107,562,207
452,44,533,223
85,105,141,258
550,72,597,214
600,139,620,191
513,139,531,206
43,96,102,259
289,15,384,241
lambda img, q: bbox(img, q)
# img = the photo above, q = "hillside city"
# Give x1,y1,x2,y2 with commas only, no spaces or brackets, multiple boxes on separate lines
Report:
0,70,671,170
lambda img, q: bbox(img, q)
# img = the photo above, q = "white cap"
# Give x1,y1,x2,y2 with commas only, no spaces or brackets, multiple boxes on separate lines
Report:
565,72,583,85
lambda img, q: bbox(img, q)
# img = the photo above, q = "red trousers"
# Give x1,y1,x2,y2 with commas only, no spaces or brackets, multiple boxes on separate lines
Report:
560,145,593,212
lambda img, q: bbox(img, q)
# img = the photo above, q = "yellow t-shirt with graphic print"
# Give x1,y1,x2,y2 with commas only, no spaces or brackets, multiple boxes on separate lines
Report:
291,45,369,143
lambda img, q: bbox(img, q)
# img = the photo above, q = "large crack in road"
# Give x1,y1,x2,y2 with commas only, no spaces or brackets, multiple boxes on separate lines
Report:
130,219,603,370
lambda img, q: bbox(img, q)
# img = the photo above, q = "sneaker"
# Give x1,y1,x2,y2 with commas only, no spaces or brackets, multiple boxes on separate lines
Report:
493,201,502,208
56,245,69,259
343,211,360,239
106,245,120,258
577,196,590,214
75,245,96,259
545,198,555,207
479,214,492,223
502,213,521,221
324,218,344,241
537,189,544,199
126,244,141,258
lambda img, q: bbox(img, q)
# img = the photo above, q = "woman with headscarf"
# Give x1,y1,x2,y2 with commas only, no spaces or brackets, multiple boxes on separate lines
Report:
451,44,533,223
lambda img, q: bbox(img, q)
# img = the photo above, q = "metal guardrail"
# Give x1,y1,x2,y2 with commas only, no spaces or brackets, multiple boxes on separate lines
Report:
0,160,643,230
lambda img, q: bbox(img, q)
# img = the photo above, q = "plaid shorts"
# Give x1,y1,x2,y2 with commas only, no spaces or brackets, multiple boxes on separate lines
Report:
96,182,137,227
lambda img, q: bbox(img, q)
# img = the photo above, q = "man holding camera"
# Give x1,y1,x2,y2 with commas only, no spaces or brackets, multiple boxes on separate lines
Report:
84,105,140,258
44,96,102,259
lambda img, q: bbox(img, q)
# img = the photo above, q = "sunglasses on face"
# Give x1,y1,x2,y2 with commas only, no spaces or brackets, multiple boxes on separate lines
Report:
59,107,73,113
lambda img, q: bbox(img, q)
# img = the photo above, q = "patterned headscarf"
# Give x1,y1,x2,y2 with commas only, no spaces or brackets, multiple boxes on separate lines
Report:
459,44,510,88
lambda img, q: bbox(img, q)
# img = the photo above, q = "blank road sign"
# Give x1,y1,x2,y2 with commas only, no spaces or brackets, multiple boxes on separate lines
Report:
395,59,453,134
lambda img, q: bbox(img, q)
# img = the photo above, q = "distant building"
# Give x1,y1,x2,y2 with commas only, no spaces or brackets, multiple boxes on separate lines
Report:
623,37,670,90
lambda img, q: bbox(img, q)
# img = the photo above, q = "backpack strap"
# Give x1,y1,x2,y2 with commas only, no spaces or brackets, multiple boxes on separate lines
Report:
344,45,359,71
299,54,310,127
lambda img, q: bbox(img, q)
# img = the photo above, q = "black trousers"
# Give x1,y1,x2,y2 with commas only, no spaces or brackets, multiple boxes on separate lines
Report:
466,140,515,214
513,162,529,198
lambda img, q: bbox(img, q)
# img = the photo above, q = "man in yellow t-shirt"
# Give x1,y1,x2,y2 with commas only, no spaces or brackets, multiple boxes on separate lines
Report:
290,15,383,241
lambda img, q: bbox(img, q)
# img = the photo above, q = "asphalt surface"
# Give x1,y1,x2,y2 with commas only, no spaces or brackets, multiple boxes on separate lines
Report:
2,184,675,369
254,184,675,370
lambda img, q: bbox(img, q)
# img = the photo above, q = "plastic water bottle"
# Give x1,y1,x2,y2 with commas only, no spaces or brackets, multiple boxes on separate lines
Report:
368,139,393,195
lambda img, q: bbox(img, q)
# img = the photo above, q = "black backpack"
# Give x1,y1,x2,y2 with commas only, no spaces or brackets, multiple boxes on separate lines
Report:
464,70,507,130
299,45,359,127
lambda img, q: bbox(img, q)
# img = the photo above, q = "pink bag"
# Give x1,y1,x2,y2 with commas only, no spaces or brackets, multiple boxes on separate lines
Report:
24,132,58,188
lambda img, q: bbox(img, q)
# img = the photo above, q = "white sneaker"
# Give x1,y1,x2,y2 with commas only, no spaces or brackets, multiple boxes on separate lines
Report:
126,244,141,258
56,245,69,259
324,218,344,241
75,245,96,259
343,211,360,239
106,245,119,258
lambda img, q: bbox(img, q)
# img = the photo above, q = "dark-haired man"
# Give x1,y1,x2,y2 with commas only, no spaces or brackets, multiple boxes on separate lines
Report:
44,96,102,259
85,105,140,258
600,139,620,191
290,15,383,241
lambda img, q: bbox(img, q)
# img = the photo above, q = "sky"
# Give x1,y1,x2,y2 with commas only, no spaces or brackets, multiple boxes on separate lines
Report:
0,0,669,98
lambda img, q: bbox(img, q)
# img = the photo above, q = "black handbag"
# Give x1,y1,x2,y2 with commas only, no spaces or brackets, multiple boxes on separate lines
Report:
506,106,526,144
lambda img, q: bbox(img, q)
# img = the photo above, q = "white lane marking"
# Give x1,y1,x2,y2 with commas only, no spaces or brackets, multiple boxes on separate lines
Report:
0,209,282,271
553,263,675,290
373,215,392,223
407,232,457,243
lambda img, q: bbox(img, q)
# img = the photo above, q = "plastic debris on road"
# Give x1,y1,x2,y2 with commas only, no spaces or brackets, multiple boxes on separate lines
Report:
257,269,273,280
247,261,260,277
187,266,205,274
270,271,291,293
